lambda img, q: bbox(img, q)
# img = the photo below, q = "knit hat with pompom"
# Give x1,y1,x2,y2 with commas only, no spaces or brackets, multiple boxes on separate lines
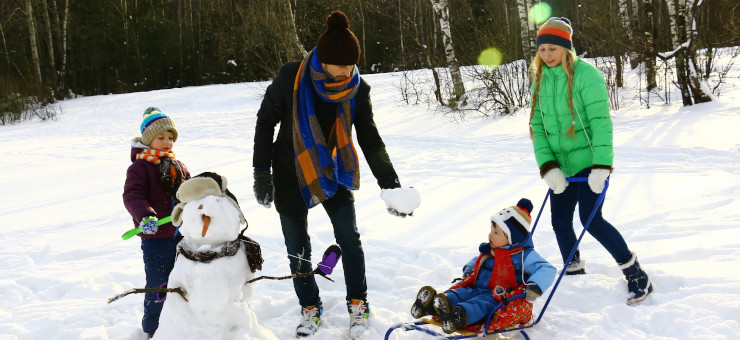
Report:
491,198,534,246
536,17,573,50
140,107,178,146
316,11,361,65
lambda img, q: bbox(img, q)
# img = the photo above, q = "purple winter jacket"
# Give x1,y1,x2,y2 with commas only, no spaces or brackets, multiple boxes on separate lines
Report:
123,147,191,239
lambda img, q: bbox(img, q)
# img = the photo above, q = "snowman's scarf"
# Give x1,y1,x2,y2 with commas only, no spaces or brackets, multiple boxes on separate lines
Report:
177,230,264,274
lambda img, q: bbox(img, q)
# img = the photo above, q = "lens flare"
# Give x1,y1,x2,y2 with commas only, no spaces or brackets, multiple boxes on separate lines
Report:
478,48,503,67
529,3,552,24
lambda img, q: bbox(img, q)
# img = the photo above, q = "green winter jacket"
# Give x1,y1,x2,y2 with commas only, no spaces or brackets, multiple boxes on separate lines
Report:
530,58,613,177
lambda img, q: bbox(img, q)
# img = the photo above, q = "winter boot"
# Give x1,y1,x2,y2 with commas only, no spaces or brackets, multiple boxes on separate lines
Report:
619,253,653,305
433,293,466,334
452,306,468,330
347,299,370,338
296,303,323,338
565,251,586,275
410,286,437,318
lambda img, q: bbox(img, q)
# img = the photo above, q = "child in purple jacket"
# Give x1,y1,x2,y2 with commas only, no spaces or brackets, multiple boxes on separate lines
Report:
123,107,190,338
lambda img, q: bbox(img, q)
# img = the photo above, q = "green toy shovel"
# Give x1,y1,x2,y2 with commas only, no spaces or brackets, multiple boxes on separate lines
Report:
121,216,172,240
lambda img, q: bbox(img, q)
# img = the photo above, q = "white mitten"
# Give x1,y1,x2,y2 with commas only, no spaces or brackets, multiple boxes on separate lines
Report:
588,168,611,194
380,187,421,218
543,168,568,194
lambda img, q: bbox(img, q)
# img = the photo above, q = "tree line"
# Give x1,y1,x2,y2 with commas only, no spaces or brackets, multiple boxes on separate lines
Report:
1,0,737,124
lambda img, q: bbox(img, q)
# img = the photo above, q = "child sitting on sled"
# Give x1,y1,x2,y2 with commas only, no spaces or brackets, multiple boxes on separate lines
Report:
410,198,557,334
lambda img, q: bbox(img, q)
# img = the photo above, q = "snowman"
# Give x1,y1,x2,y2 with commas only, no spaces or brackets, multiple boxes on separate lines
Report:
152,172,278,340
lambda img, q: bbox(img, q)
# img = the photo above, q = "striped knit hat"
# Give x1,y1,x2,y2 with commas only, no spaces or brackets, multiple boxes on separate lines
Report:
491,198,533,246
140,107,178,146
536,17,573,50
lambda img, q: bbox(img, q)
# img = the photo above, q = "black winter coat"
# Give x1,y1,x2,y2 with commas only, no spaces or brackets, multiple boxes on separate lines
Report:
253,61,400,216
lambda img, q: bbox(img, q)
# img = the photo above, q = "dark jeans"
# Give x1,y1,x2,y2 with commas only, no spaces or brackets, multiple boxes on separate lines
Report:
140,235,182,334
280,201,367,307
550,168,631,265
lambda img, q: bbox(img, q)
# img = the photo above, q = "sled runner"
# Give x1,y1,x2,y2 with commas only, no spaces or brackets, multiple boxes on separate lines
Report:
385,177,609,340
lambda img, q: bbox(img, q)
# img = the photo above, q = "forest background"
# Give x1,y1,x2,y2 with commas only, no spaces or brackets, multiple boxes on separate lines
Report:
1,0,738,123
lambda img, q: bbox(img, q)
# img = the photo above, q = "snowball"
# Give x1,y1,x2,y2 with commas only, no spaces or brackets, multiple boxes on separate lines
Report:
380,187,421,214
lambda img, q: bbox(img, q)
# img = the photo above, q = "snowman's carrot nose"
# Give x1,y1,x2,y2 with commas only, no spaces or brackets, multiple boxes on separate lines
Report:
202,215,210,237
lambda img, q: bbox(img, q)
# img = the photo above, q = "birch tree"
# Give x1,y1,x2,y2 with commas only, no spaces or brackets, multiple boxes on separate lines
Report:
641,0,658,90
39,0,57,87
60,0,69,91
685,0,711,103
665,0,692,105
517,0,536,61
619,0,639,68
357,0,367,68
430,0,465,103
24,0,42,87
663,0,710,105
610,0,625,88
398,0,406,68
283,0,306,58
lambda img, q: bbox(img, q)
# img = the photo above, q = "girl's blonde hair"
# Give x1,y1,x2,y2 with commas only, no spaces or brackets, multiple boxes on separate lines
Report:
528,46,578,139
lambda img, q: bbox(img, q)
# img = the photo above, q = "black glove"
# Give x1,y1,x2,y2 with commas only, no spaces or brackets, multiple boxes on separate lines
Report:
253,170,273,208
525,282,542,302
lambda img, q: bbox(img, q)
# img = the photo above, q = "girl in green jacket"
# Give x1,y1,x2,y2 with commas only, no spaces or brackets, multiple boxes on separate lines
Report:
528,17,652,305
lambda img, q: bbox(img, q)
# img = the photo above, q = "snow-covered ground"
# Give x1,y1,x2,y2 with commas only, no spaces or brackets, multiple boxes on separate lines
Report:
1,54,739,340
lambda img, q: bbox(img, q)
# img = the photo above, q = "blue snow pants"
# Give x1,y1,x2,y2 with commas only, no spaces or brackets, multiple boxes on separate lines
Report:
550,168,632,265
279,201,367,307
140,235,182,334
444,287,499,326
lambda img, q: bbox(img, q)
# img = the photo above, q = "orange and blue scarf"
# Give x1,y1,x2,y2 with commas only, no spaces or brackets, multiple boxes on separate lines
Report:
292,47,360,209
136,149,183,197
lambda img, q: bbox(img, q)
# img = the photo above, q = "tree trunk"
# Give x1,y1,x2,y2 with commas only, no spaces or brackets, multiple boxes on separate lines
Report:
686,0,711,103
40,0,57,87
666,0,692,105
517,0,532,61
611,0,624,87
357,0,367,68
25,0,43,87
60,0,69,92
642,0,657,91
619,0,639,69
49,0,61,42
283,0,306,58
629,0,640,68
615,55,624,88
398,0,406,68
431,0,465,102
415,0,443,105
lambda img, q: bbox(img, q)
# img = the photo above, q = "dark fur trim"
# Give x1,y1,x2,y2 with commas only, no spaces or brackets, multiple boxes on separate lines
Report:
240,228,264,273
539,161,561,178
177,235,263,274
178,239,241,263
592,164,614,173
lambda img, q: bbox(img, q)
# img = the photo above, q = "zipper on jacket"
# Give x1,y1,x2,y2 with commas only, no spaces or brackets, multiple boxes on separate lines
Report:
549,73,565,175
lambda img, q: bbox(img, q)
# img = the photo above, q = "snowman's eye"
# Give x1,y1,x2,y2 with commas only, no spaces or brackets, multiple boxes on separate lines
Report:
198,204,203,209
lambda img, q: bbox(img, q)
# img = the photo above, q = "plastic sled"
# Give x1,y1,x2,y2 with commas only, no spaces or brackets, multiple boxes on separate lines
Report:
385,177,609,339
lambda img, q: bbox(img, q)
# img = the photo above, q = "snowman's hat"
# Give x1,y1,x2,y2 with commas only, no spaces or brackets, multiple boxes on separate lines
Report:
172,172,246,227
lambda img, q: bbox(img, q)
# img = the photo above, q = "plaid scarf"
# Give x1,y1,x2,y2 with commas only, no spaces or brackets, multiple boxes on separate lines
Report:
136,149,184,196
292,47,361,209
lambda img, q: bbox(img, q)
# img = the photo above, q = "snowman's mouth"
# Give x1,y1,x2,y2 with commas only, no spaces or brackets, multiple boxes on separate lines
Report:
201,214,210,237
